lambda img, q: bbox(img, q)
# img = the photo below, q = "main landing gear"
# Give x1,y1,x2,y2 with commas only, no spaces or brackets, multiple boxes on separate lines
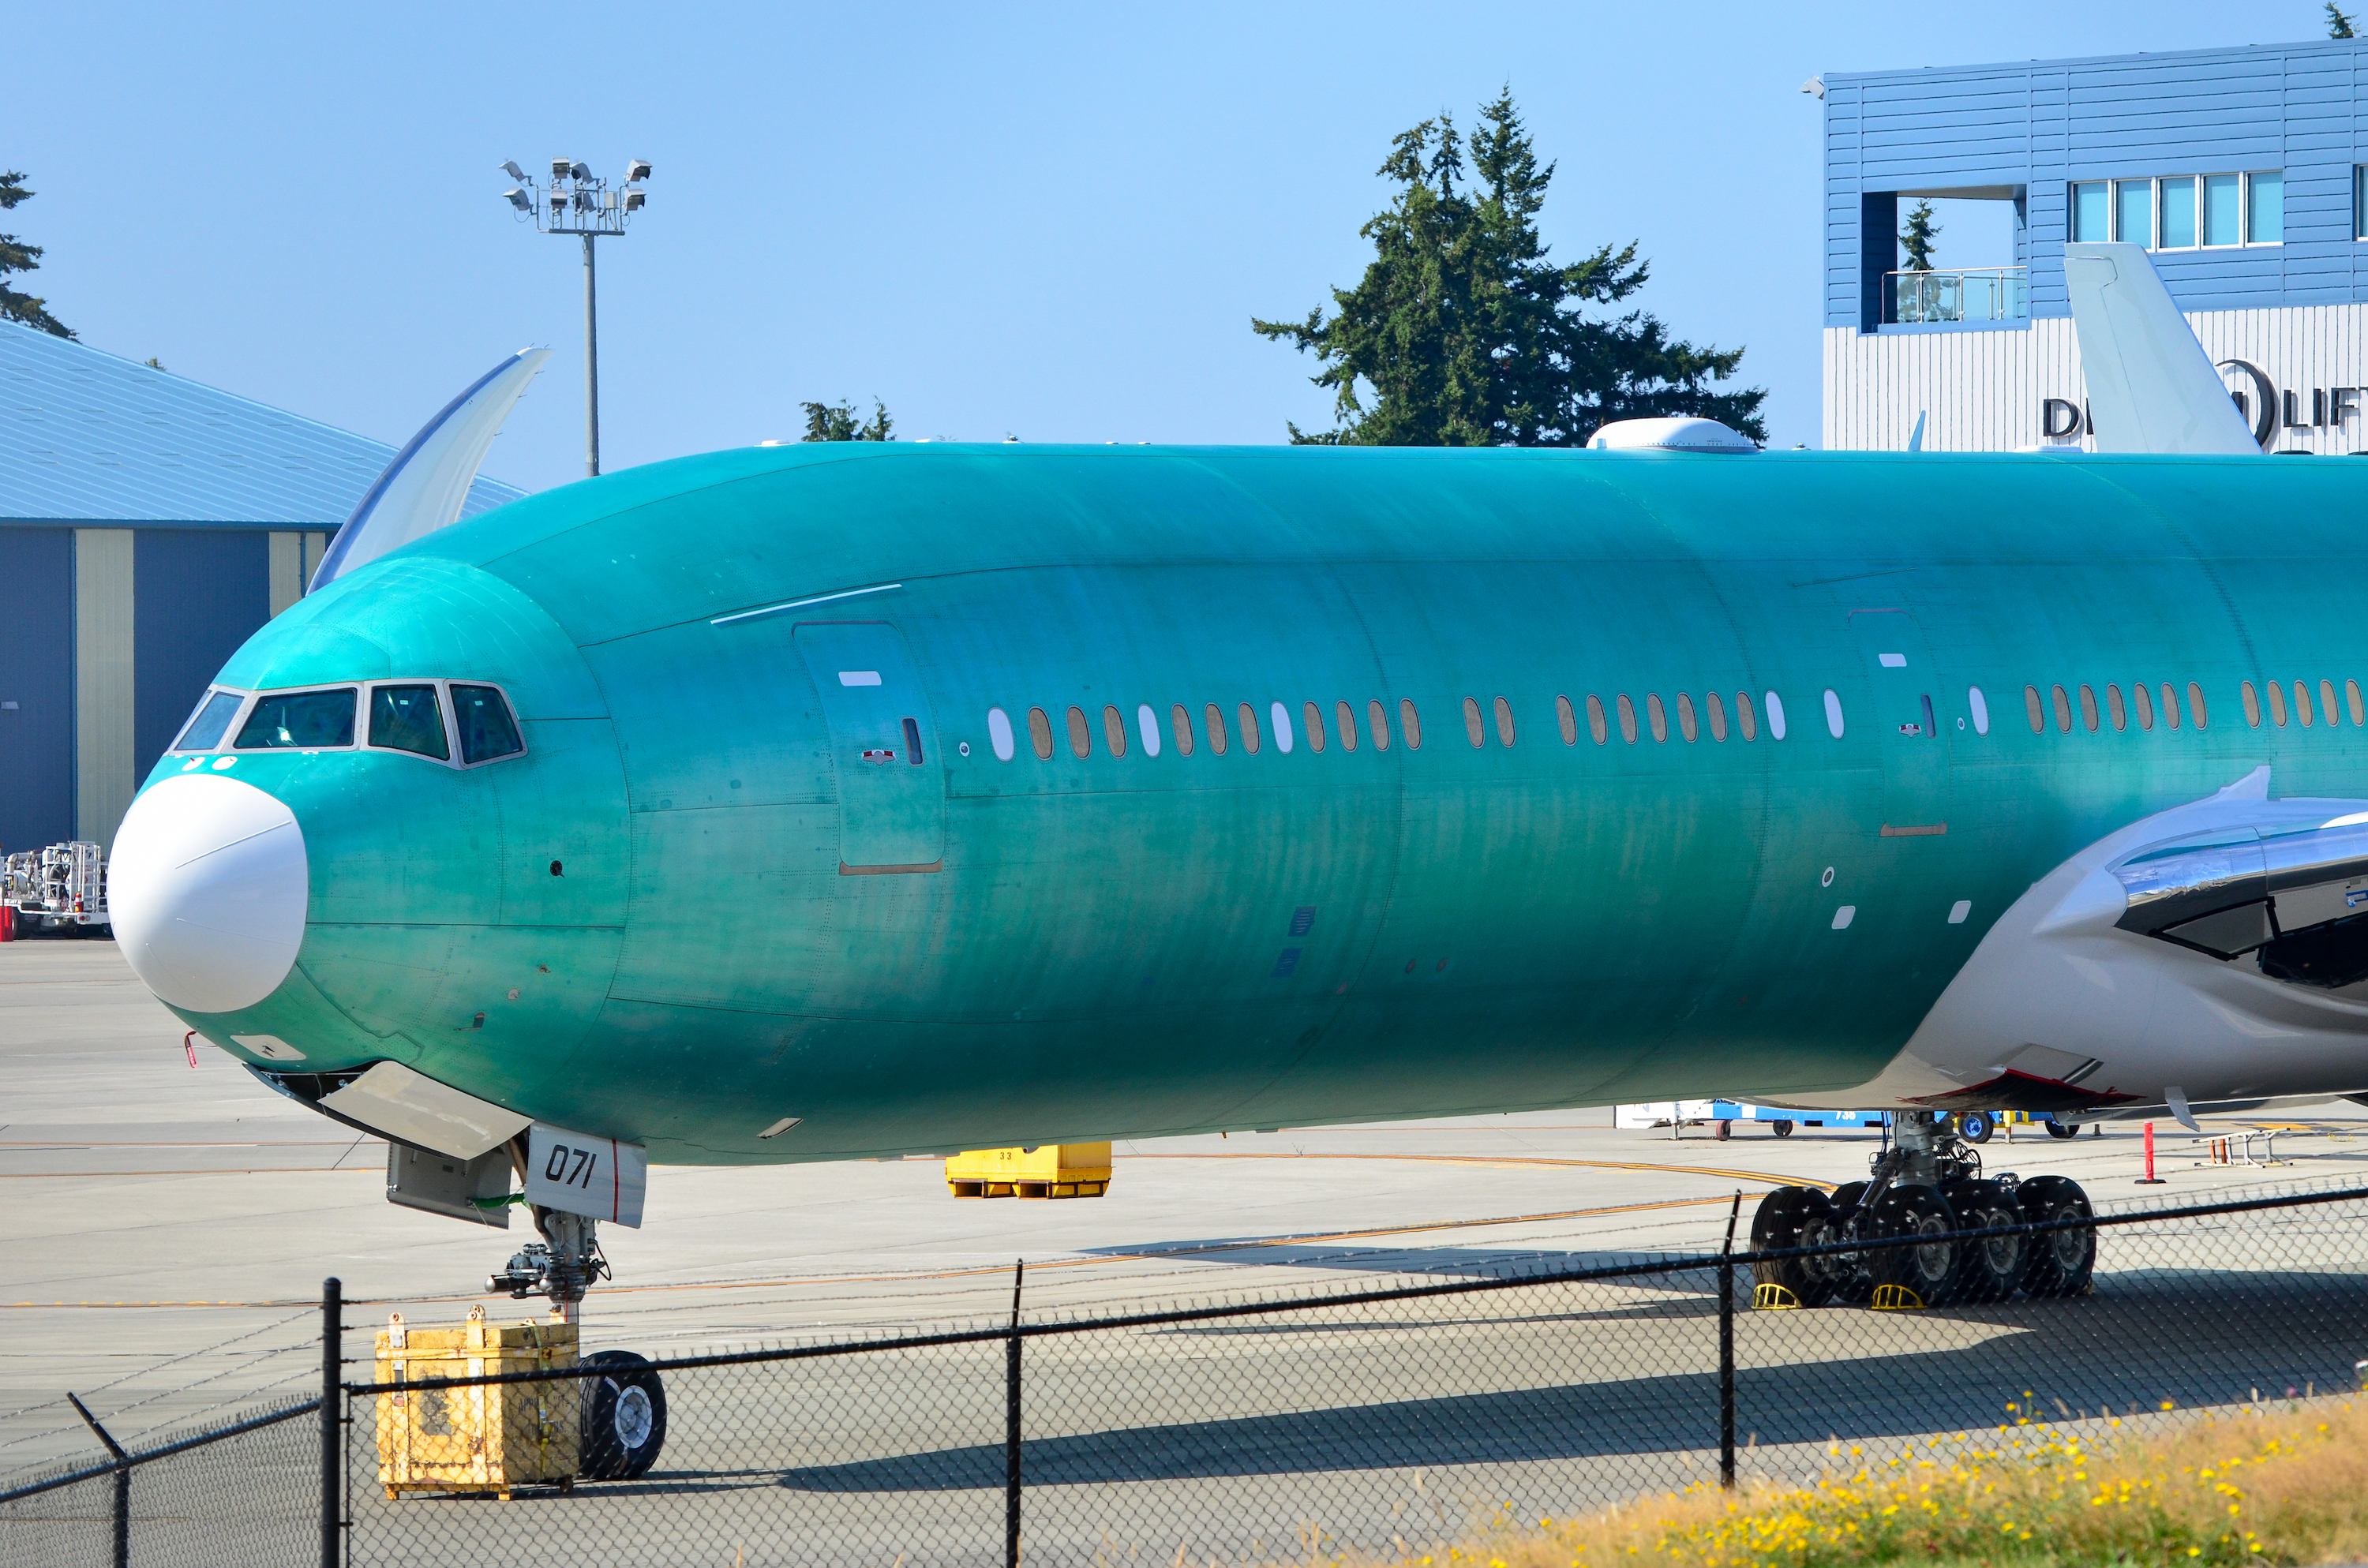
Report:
1749,1110,2095,1308
487,1204,669,1480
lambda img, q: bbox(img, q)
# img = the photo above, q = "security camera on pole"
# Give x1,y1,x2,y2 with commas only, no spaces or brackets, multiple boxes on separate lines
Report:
499,156,652,477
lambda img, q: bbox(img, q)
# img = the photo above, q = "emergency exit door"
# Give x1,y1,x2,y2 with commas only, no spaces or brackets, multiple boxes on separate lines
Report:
794,622,946,872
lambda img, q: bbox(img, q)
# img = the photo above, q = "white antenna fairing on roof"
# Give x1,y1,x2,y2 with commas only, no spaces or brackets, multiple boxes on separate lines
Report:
311,347,551,590
2061,242,2257,456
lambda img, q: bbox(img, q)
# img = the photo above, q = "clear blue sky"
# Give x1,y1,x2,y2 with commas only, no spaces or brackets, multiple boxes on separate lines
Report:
6,2,2339,491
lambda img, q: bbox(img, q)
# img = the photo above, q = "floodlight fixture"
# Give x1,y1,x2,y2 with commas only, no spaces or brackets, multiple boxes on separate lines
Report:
496,149,658,481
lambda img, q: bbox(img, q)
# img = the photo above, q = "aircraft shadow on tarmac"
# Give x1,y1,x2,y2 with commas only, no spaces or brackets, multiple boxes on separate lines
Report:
1088,1240,1714,1280
761,1270,2368,1494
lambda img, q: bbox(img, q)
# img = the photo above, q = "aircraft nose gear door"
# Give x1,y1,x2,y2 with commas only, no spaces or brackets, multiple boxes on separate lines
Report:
1847,608,1952,839
795,621,946,873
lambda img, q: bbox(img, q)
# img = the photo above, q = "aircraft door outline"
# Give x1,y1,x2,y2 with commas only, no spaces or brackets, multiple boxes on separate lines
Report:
1846,608,1952,838
792,621,946,872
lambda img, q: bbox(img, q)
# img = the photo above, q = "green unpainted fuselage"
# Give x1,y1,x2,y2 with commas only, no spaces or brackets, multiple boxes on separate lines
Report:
151,444,2368,1164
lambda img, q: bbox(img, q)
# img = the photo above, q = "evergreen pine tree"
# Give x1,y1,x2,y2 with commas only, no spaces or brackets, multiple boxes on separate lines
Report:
800,399,894,442
1899,200,1941,271
2329,3,2356,39
0,171,74,340
1253,91,1763,445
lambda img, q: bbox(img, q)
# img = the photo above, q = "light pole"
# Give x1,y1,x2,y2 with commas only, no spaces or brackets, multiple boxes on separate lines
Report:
500,157,651,477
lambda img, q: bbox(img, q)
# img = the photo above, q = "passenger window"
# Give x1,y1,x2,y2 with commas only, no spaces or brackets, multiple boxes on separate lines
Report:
2295,681,2315,728
1336,700,1358,751
2133,683,2154,731
1554,694,1576,745
988,707,1017,762
1676,693,1699,743
1587,694,1609,744
369,684,449,760
2051,685,2073,733
1463,697,1485,747
1765,690,1787,740
1101,705,1127,757
1269,702,1293,754
1304,702,1326,752
1706,690,1727,742
1170,703,1194,757
1823,689,1845,739
1137,705,1160,758
2189,682,2208,729
2078,683,2100,732
1368,699,1390,750
1735,690,1758,742
1238,702,1261,754
450,685,523,764
1205,702,1229,755
1399,698,1422,749
1067,705,1092,757
2351,679,2364,727
2242,680,2261,727
174,689,245,752
2162,683,2181,729
2025,684,2044,733
1968,686,1988,735
2269,681,2288,728
2106,684,2127,732
1647,693,1669,743
236,687,357,750
2324,679,2341,727
1616,694,1638,744
1029,707,1055,759
1493,696,1515,747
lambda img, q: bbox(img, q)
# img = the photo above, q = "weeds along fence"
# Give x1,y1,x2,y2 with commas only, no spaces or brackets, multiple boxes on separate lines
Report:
6,1181,2368,1567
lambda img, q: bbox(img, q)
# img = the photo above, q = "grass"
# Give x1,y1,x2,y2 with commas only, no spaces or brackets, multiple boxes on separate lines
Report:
1375,1394,2368,1568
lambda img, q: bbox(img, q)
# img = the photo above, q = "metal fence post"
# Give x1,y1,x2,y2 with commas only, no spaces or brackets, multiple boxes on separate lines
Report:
65,1393,127,1568
1718,1192,1740,1490
321,1277,342,1568
1006,1259,1025,1568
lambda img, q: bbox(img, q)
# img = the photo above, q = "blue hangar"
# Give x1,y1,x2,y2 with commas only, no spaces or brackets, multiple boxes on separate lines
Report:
1819,34,2368,452
0,321,523,855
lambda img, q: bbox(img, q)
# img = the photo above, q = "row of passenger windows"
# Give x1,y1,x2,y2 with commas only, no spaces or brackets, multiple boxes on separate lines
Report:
984,689,1808,762
2025,679,2368,735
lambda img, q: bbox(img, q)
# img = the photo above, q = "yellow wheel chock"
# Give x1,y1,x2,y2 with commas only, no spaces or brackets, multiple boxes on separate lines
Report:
1752,1282,1800,1310
1871,1283,1927,1311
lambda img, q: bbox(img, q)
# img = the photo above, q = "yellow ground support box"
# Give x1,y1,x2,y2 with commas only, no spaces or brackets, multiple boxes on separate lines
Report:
946,1143,1112,1198
376,1304,579,1499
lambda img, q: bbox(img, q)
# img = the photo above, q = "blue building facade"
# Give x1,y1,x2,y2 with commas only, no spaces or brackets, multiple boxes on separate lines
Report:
0,323,524,855
1821,37,2368,451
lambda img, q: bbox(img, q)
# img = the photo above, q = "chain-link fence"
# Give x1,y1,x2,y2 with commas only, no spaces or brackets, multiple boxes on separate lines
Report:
12,1180,2368,1567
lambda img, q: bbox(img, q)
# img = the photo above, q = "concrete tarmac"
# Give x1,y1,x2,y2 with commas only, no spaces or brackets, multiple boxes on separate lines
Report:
7,937,2367,1530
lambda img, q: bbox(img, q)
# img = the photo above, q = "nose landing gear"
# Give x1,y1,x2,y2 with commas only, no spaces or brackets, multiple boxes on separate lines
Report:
484,1203,669,1480
1750,1110,2092,1308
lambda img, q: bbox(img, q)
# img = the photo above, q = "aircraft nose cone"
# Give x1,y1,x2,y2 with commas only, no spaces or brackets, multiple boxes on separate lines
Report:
109,773,309,1014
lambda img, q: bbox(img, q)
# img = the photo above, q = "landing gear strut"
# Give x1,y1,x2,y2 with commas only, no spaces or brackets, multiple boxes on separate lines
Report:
488,1207,611,1323
1750,1110,2089,1307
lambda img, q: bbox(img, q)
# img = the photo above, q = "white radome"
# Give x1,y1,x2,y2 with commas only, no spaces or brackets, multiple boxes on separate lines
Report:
108,772,309,1015
1586,416,1758,453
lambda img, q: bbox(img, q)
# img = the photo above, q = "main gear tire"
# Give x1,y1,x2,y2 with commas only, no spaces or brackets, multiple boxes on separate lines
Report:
1864,1184,1959,1307
1748,1185,1839,1307
2018,1174,2096,1298
1824,1181,1875,1305
580,1349,669,1481
1941,1177,2025,1301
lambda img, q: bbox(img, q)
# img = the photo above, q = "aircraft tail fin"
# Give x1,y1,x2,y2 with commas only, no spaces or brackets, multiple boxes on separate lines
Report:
2061,242,2256,455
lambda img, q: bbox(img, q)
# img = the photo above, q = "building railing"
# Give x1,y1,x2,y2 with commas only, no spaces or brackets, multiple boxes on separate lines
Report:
1887,265,2029,324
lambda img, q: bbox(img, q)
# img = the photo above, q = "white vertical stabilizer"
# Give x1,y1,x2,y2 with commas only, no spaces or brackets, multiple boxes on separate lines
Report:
311,347,550,589
2061,242,2256,455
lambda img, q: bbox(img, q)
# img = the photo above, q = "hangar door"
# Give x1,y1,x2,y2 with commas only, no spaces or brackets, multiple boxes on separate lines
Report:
794,621,946,872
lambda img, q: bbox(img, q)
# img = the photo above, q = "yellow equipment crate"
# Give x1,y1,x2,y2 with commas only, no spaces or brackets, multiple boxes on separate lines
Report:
376,1304,579,1499
946,1143,1112,1199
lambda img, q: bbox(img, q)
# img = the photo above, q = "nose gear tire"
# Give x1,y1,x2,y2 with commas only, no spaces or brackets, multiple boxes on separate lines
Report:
580,1349,669,1481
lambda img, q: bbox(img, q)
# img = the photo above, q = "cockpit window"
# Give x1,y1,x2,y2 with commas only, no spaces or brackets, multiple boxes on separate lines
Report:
451,685,523,764
173,690,245,752
369,685,450,760
235,688,357,750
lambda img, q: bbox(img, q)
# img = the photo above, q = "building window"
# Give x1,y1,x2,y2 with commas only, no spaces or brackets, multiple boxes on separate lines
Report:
2071,181,2108,242
2201,174,2241,248
2357,167,2366,241
2115,179,2153,246
2159,178,2197,249
2250,171,2282,244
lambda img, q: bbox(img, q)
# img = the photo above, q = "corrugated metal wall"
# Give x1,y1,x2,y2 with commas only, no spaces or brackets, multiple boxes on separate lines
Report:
73,530,135,849
0,530,75,853
133,530,270,787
